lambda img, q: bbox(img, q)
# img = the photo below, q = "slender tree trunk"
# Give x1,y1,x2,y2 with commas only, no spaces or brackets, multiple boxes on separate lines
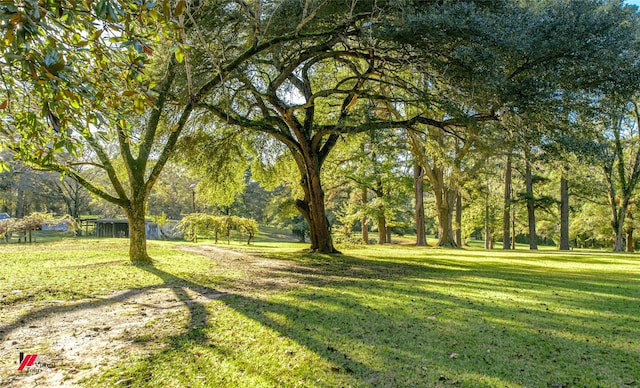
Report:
407,132,459,248
511,204,517,250
361,143,369,245
361,187,369,244
386,227,392,244
62,197,73,219
375,178,387,245
414,163,427,246
16,184,24,218
604,111,640,252
72,185,81,219
560,175,570,250
455,192,462,247
61,180,82,219
484,193,491,250
525,156,538,250
503,154,512,250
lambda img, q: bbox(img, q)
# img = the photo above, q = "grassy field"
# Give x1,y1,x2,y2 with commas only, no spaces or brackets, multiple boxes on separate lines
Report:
1,238,639,387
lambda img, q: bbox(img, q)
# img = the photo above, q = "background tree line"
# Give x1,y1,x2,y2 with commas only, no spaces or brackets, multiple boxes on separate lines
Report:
2,0,640,261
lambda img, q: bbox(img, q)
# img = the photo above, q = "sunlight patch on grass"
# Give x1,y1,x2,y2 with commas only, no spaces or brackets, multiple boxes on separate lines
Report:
2,239,640,387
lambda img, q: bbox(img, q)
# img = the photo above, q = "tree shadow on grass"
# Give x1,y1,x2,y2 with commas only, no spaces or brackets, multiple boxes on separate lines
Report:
1,266,232,340
2,249,640,387
0,260,378,387
90,263,380,387
1,287,150,340
0,262,223,386
207,251,640,387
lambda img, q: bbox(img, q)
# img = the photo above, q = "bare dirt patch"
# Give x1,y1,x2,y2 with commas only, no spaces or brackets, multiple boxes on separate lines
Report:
0,274,224,387
0,245,311,387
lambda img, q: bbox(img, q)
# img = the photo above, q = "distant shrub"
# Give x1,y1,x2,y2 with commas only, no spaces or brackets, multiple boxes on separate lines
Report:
1,213,77,243
177,214,258,244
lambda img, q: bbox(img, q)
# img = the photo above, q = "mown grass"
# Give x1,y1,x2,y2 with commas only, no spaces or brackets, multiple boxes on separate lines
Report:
1,238,639,387
0,239,226,305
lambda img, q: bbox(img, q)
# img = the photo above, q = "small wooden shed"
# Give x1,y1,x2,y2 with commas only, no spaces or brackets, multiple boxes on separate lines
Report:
81,218,159,240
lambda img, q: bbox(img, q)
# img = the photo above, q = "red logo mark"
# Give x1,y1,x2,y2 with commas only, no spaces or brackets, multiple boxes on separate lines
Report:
18,354,38,371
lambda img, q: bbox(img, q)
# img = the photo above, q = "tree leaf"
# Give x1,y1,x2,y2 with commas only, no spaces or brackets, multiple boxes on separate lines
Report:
174,0,186,17
174,46,184,63
162,0,171,18
95,0,107,18
134,97,146,113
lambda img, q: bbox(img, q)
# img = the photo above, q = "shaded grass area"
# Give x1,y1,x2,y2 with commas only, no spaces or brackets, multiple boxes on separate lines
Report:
2,240,640,387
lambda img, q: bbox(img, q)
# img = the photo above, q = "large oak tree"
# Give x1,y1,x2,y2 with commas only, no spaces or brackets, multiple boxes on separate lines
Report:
196,0,473,253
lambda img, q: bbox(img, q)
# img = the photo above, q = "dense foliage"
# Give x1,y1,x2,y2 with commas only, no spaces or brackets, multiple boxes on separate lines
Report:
2,0,640,252
177,213,258,244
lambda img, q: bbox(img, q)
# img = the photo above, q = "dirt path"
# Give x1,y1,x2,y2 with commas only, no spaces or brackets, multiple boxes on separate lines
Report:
0,247,232,387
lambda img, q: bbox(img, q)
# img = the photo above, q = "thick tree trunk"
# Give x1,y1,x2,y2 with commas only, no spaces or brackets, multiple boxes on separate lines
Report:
626,229,634,252
377,214,387,245
559,175,570,251
295,169,338,254
608,189,627,252
125,198,151,265
455,192,462,247
503,154,512,250
433,184,457,248
525,157,538,250
361,187,369,245
613,232,626,252
414,163,427,246
625,211,634,253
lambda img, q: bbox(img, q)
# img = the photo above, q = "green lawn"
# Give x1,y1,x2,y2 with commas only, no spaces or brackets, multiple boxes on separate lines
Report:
1,239,639,387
